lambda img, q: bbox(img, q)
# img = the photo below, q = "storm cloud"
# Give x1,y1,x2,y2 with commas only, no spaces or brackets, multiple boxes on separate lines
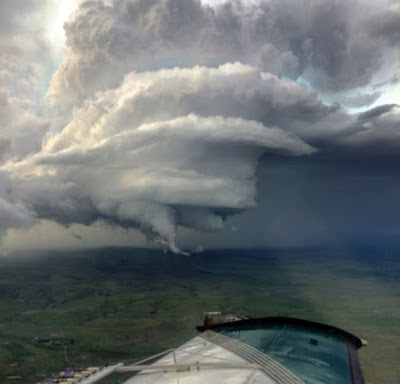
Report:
8,64,315,253
1,0,400,252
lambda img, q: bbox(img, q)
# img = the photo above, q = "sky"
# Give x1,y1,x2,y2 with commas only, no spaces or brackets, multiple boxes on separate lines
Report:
0,0,399,254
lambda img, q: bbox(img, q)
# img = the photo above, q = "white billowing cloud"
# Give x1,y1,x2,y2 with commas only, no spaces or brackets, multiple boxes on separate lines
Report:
0,1,61,241
45,62,330,153
47,0,398,111
6,65,315,252
0,35,51,161
0,0,76,163
2,56,320,253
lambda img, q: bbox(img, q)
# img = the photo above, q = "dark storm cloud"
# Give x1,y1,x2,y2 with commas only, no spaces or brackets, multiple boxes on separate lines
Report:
250,0,381,91
1,0,400,251
49,0,398,111
72,232,83,240
230,154,400,248
367,4,400,46
305,104,400,156
357,104,398,121
339,106,400,154
341,92,382,109
0,173,35,237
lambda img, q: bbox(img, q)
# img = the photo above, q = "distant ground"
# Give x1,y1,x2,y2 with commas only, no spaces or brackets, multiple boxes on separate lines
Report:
0,247,399,383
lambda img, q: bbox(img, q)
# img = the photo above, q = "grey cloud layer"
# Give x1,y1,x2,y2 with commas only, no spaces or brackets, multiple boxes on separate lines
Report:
1,0,400,251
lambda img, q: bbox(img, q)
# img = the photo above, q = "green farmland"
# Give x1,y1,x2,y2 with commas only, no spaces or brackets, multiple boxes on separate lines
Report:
0,247,399,383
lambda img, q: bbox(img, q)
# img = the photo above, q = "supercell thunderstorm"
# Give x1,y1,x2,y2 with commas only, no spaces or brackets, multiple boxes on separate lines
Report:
1,0,399,252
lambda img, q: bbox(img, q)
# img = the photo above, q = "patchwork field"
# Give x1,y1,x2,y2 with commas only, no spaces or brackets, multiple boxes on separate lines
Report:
0,247,399,383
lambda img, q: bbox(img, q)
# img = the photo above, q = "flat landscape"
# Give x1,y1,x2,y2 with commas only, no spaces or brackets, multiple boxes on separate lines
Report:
0,247,399,383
